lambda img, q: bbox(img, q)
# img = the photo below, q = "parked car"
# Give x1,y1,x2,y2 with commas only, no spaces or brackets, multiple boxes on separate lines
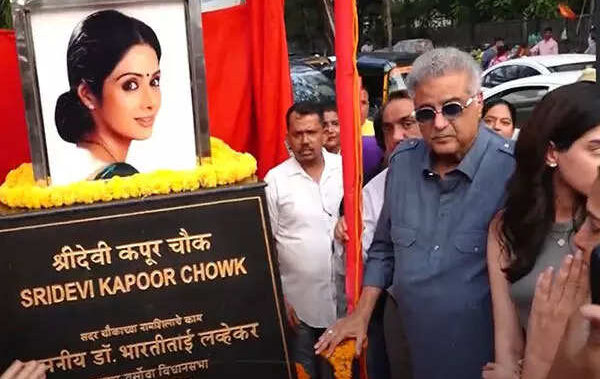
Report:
482,54,595,88
290,63,336,103
290,54,332,71
483,70,583,128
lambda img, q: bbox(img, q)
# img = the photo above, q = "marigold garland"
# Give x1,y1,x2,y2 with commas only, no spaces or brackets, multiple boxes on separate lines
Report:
0,137,257,209
295,363,310,379
320,340,356,379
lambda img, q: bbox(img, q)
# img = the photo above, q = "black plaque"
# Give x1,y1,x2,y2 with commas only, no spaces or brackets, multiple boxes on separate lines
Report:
0,182,294,378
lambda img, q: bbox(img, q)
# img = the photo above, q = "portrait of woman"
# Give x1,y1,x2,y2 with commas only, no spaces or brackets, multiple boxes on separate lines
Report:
54,10,162,182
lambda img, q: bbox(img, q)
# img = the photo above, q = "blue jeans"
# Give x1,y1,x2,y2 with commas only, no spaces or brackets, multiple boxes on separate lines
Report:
288,321,334,379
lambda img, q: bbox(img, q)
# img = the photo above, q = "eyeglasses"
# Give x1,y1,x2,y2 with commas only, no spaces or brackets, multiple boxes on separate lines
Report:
412,95,477,124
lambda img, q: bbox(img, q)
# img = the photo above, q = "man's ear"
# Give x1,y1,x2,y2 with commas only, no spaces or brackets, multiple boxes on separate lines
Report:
76,82,99,111
476,92,484,118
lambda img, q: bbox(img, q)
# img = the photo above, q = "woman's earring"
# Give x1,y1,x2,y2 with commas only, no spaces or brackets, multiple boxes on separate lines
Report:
548,162,558,168
87,104,95,110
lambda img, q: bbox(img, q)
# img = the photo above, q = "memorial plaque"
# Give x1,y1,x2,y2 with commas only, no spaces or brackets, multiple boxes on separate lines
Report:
0,183,294,378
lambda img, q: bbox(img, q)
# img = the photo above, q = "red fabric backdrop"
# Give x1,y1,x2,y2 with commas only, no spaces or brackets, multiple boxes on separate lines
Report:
0,30,29,182
0,2,291,181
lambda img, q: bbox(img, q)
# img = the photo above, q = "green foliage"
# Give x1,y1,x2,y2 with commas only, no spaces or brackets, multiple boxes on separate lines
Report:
284,0,587,53
389,0,583,24
523,0,561,19
474,0,516,21
285,0,330,54
1,0,12,29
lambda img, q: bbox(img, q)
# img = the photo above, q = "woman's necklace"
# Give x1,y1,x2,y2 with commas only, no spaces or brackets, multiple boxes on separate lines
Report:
82,140,119,162
549,219,575,248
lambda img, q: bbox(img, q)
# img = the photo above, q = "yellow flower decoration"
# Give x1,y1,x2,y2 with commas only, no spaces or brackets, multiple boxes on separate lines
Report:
320,339,357,379
0,137,257,209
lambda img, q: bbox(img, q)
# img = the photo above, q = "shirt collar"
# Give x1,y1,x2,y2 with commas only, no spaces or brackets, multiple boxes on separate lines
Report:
422,123,491,181
288,148,336,180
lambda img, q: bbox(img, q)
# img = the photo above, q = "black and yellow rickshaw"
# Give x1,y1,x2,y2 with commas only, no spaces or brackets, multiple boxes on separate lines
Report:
356,51,418,114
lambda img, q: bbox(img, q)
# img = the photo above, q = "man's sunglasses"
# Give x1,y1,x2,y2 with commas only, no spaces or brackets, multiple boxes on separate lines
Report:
412,95,477,124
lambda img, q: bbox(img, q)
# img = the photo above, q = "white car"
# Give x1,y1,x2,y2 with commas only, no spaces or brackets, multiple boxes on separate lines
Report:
483,70,583,128
482,54,594,88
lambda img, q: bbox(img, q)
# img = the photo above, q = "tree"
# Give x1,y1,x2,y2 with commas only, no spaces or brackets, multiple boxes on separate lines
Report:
285,0,331,55
1,0,11,29
319,0,335,52
473,0,586,21
383,0,393,50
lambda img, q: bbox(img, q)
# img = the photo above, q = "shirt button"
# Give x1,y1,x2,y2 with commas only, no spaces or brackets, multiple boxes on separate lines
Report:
504,143,509,148
433,245,440,251
474,247,479,252
428,172,434,177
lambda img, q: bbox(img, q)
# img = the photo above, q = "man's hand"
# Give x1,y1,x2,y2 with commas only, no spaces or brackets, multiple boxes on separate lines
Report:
285,300,301,330
522,250,589,378
314,311,369,358
334,217,349,243
0,360,47,379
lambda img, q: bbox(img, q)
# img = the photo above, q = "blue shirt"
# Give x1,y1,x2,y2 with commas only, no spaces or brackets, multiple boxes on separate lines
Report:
481,47,496,70
364,126,515,379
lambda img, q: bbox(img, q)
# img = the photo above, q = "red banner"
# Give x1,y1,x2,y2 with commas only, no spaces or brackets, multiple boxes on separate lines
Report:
0,30,29,182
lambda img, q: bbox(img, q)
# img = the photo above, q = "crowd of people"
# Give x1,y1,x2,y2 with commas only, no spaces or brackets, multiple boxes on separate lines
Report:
478,25,595,71
2,43,598,379
266,47,600,379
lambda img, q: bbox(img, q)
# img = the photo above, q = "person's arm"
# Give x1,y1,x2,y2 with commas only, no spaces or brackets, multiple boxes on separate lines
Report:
485,215,524,374
315,165,397,357
263,173,279,237
265,173,301,330
551,41,559,55
529,43,540,56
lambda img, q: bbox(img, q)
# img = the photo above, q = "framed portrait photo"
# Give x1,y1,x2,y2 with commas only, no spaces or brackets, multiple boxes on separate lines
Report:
12,0,211,186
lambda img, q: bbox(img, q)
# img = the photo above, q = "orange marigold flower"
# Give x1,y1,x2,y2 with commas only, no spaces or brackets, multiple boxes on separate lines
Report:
319,339,356,379
295,362,310,379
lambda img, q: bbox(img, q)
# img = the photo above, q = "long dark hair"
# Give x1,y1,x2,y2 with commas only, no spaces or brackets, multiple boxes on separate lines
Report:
501,82,600,282
54,10,161,143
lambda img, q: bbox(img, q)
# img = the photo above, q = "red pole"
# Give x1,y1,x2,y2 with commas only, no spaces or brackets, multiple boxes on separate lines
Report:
335,0,363,318
335,3,367,377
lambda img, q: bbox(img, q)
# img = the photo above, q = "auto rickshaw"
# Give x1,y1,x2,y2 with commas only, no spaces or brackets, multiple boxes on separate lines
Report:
356,51,419,115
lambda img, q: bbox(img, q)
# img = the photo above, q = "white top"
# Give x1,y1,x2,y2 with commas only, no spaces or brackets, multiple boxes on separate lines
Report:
362,168,388,257
52,146,111,186
265,150,343,328
332,167,388,307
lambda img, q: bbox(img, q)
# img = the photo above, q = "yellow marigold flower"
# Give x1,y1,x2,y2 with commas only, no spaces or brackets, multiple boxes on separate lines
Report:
0,138,257,209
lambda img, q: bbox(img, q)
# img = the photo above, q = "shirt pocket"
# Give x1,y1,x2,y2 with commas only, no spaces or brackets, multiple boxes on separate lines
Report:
454,231,487,254
391,225,417,249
